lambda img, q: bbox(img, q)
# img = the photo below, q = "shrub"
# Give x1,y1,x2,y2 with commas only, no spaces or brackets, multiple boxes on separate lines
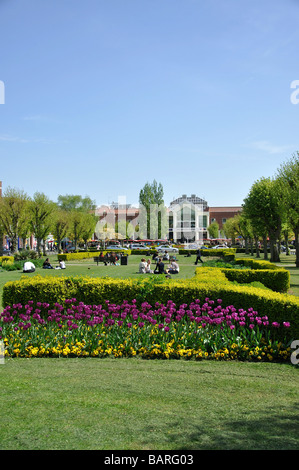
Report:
179,248,237,258
58,250,131,261
1,259,19,271
0,256,14,265
14,250,39,261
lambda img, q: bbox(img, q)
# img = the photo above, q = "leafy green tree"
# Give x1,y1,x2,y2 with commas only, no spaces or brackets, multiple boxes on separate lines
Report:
28,192,56,255
57,194,96,249
243,177,284,262
280,221,293,256
51,209,69,253
0,217,4,255
276,153,299,267
207,221,219,239
57,194,96,212
68,211,86,249
222,217,240,245
115,220,134,239
0,187,29,253
81,212,97,248
139,180,167,239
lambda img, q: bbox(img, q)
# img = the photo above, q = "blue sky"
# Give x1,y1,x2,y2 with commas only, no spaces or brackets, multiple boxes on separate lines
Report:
0,0,299,208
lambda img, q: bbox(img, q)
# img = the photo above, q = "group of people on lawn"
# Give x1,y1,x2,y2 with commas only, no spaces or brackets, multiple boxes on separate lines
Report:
23,248,203,274
23,258,66,272
139,256,179,275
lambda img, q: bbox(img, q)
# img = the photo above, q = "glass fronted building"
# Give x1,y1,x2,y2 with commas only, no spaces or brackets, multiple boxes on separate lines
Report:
168,194,209,243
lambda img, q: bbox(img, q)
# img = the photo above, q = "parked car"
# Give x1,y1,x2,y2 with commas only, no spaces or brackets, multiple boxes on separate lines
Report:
130,244,149,250
64,246,77,253
64,245,87,252
212,245,230,249
156,245,179,253
105,245,129,250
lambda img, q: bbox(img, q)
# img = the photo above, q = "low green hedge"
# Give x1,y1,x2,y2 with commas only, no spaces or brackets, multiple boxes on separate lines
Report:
0,256,14,264
58,250,131,261
178,248,236,257
220,258,290,293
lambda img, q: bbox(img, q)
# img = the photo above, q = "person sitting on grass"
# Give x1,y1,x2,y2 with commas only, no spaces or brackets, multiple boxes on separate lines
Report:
23,261,35,273
43,258,54,269
145,259,153,274
56,260,66,269
168,260,179,274
154,258,166,274
139,258,147,273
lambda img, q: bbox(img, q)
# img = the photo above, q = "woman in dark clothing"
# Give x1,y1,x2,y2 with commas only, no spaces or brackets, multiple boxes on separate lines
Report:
154,258,165,274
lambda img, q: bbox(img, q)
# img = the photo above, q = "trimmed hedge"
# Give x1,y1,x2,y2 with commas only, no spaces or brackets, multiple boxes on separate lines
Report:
58,250,131,261
0,256,14,264
178,248,236,257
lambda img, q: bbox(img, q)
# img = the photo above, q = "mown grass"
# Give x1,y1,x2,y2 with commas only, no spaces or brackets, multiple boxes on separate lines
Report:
0,358,298,450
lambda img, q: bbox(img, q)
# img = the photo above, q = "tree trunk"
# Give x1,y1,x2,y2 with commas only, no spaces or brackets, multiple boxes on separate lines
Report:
285,233,290,255
263,236,268,260
254,236,260,258
42,239,47,256
0,230,3,256
295,229,299,268
270,235,280,263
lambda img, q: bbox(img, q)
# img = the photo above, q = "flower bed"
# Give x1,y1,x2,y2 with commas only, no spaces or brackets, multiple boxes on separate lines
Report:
0,298,291,362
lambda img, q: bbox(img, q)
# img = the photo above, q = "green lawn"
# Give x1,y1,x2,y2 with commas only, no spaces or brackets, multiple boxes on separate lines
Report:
0,358,298,450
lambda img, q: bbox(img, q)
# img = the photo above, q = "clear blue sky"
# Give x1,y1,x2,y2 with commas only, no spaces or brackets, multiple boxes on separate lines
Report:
1,0,299,208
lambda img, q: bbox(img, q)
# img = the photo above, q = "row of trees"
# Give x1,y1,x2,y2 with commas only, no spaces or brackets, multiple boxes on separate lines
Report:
0,191,97,254
223,152,299,267
0,180,168,255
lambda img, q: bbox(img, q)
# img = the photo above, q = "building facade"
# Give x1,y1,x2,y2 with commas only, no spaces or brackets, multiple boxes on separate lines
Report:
168,194,209,243
94,196,242,242
209,206,242,230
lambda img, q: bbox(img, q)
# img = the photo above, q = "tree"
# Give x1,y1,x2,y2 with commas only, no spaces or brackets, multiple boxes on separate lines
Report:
139,180,167,239
207,221,219,239
0,187,29,253
68,211,86,249
57,194,96,212
81,212,97,248
28,192,56,255
276,153,299,267
222,217,239,245
51,209,69,253
243,177,285,262
57,194,97,249
115,220,134,239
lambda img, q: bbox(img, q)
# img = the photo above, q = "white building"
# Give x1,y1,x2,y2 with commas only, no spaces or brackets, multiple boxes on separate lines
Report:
168,194,209,243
